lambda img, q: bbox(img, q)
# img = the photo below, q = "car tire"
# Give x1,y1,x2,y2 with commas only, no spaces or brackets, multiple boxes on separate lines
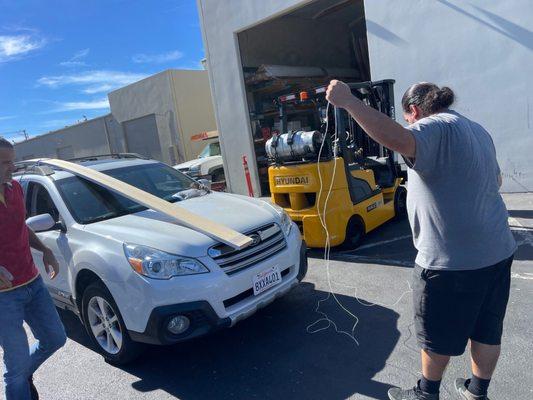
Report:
340,216,365,250
297,241,308,282
394,186,407,219
81,282,144,365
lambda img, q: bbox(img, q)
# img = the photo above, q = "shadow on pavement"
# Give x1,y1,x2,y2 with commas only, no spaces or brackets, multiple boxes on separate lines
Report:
59,282,401,400
57,309,97,351
308,217,416,267
306,215,533,264
512,229,533,261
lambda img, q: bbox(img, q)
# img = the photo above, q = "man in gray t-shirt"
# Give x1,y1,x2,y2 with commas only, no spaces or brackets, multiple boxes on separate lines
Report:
326,80,515,400
405,110,515,270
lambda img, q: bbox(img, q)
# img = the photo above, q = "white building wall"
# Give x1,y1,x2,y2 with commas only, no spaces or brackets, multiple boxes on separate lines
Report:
365,0,533,192
200,0,533,194
198,0,312,195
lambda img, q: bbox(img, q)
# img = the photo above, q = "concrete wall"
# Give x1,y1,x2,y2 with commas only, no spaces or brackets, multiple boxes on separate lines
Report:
14,114,123,161
108,70,179,165
15,70,217,166
108,69,217,165
103,114,127,154
364,0,533,192
198,0,313,195
171,70,218,160
200,0,532,194
122,114,163,160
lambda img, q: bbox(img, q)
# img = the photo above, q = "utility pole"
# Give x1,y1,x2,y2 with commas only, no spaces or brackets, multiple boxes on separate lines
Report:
0,129,29,142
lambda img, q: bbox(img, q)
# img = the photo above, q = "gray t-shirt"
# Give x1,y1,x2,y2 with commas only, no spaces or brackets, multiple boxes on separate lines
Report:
404,110,516,270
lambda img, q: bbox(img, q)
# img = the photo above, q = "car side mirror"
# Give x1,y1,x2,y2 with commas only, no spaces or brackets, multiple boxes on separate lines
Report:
197,179,212,190
26,214,64,233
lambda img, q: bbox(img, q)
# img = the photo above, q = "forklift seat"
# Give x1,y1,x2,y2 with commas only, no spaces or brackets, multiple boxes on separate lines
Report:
346,163,374,202
365,157,395,188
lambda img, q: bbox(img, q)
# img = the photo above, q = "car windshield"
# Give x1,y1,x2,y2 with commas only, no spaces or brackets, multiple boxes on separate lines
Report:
198,142,220,158
55,162,198,224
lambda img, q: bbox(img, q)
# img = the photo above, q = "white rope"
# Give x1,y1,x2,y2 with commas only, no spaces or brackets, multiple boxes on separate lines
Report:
306,102,412,345
301,99,450,393
306,102,361,344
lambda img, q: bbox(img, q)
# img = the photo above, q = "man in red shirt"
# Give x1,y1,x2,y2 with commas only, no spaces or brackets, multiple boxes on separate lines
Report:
0,138,66,400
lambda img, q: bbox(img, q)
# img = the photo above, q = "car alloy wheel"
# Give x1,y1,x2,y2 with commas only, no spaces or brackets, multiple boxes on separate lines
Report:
87,296,123,354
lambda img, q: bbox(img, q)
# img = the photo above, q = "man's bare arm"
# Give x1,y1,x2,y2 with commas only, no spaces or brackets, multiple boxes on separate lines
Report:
28,228,47,252
326,80,416,158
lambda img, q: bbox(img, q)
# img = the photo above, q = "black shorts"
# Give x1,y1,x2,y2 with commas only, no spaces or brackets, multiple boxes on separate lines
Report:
413,255,513,356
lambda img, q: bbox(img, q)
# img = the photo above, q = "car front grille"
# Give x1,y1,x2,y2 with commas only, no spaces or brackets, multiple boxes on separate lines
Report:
209,223,286,275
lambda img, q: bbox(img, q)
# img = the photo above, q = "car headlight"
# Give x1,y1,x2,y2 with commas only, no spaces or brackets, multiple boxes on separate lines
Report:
269,203,292,236
124,244,209,279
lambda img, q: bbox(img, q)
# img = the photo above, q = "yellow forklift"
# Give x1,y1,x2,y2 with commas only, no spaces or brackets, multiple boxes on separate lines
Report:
265,80,407,248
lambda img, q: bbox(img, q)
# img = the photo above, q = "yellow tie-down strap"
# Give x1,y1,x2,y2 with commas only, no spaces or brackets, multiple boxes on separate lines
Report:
43,159,252,250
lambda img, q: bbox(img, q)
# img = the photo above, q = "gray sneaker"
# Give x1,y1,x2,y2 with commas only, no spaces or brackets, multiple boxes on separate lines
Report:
454,378,490,400
388,382,439,400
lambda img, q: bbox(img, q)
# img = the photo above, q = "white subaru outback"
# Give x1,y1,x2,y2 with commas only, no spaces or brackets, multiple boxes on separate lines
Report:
15,156,307,364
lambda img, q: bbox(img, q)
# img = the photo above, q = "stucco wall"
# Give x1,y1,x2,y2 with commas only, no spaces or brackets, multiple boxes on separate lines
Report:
103,114,126,154
364,0,533,192
108,70,178,164
108,69,217,165
200,0,532,193
171,70,218,160
14,114,122,161
198,0,314,195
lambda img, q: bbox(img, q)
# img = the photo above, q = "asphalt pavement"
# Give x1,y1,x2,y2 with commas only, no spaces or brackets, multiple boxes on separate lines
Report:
1,194,532,399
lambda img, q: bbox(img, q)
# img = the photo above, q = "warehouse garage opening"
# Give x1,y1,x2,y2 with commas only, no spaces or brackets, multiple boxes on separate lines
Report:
237,0,370,195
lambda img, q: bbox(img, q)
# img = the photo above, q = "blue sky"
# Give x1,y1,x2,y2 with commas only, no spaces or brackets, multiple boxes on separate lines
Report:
0,0,204,142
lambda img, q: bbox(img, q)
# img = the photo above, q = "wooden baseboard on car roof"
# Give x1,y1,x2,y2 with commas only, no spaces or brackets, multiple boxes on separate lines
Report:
42,159,252,250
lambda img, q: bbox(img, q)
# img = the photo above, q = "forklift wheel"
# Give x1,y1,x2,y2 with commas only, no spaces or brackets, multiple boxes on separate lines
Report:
340,216,365,250
394,186,407,218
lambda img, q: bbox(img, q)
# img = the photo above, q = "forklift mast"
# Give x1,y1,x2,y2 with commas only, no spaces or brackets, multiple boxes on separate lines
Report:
269,79,397,165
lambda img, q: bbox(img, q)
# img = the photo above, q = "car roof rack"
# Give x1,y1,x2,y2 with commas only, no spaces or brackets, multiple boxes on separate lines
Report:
13,153,149,177
13,160,56,176
66,153,148,162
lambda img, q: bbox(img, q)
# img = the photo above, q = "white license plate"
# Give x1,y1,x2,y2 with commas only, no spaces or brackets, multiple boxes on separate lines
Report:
252,266,282,296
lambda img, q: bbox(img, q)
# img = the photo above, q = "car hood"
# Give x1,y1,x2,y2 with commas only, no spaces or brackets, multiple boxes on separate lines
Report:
174,156,222,170
82,192,280,257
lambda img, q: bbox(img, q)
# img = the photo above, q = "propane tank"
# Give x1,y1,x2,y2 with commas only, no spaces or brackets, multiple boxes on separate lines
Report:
265,130,323,162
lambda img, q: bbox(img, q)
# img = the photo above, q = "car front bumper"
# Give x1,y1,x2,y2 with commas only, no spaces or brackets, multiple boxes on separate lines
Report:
128,240,307,345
